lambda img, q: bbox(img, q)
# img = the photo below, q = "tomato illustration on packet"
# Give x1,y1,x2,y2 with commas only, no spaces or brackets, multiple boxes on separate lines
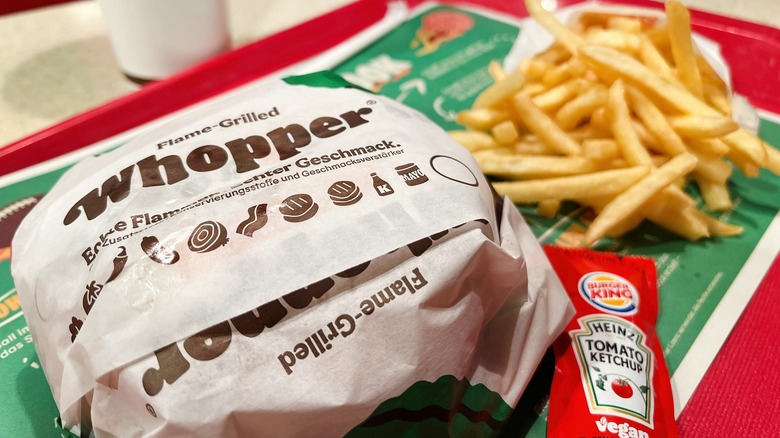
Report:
544,246,678,438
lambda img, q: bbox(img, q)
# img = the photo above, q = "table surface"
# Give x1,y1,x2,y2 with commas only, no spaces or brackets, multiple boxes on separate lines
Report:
1,0,780,149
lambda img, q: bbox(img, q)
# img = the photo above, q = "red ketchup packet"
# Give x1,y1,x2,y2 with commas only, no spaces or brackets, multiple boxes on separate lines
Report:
544,246,678,438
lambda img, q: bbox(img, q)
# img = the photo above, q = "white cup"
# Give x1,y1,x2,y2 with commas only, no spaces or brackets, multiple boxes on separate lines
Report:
98,0,230,84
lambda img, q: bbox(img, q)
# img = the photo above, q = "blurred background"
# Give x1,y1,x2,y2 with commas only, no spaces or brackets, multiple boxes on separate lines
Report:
0,0,778,148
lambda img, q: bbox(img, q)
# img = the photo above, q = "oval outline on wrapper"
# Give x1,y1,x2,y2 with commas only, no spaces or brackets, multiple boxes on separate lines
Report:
429,155,479,187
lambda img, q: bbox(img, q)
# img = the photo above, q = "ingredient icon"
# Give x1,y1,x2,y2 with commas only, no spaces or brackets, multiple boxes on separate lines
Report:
236,204,269,237
371,172,395,196
142,236,181,264
328,181,363,206
188,221,229,253
279,194,319,223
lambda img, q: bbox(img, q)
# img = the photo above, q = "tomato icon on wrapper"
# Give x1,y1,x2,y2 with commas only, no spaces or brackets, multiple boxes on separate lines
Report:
593,368,647,403
611,378,634,399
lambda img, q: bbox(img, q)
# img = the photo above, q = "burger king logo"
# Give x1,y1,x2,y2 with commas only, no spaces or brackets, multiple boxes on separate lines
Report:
578,272,638,315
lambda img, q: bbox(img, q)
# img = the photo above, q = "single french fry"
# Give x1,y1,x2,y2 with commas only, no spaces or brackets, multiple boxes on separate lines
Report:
666,0,704,98
692,210,743,236
521,81,550,97
473,68,526,109
689,150,732,184
696,54,728,90
492,166,650,203
590,106,610,131
565,57,588,77
582,139,620,161
456,108,510,131
656,185,698,212
476,154,600,179
651,154,672,167
638,35,679,85
644,23,671,51
555,85,609,129
721,129,769,165
604,158,630,169
585,29,641,53
582,153,698,246
492,120,519,144
765,144,780,175
608,80,653,166
533,78,588,112
577,12,636,31
540,57,588,87
726,147,760,178
606,211,646,238
696,176,733,211
541,62,572,88
631,119,663,152
626,86,686,155
536,43,572,65
686,137,730,157
448,130,500,152
584,69,600,82
513,139,559,155
524,0,584,54
520,58,548,80
537,199,562,218
581,184,706,240
512,92,582,156
646,205,710,240
698,59,731,114
669,115,739,138
471,145,515,155
488,60,507,81
702,81,731,115
566,124,612,140
607,16,643,34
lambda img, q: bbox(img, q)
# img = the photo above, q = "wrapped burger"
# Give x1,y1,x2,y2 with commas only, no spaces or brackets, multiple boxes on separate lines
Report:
11,72,572,437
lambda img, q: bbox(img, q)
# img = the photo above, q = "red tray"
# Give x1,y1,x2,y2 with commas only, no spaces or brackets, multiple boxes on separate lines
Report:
2,0,779,435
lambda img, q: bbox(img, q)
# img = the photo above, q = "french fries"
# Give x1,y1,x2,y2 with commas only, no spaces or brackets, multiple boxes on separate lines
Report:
666,0,704,98
511,92,583,156
493,166,651,203
449,0,780,247
608,80,653,166
583,153,697,246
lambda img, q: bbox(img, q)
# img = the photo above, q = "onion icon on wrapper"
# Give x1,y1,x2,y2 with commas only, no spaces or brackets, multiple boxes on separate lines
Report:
188,221,230,253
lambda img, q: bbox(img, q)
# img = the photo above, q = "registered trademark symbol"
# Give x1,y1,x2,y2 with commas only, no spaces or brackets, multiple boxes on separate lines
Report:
146,403,157,417
366,99,376,105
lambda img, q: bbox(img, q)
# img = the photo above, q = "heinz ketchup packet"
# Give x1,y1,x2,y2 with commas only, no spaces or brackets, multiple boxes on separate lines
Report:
544,246,678,438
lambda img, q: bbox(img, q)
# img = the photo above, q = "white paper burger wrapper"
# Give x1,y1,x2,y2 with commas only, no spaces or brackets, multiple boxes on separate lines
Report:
12,72,572,437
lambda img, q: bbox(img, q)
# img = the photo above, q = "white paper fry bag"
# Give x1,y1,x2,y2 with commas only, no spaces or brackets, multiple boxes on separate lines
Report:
12,72,572,437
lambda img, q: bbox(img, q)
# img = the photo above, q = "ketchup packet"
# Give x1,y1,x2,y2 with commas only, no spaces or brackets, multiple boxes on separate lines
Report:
543,246,678,438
